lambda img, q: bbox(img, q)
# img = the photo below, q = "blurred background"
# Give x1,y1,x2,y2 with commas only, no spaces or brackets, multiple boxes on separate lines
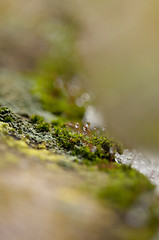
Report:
0,0,159,152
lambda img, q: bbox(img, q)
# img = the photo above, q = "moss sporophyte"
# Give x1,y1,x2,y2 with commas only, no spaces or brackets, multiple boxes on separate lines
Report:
0,108,123,165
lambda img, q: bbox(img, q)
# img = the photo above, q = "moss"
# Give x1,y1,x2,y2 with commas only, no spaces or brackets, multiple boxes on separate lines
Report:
3,116,13,122
17,129,23,134
0,107,159,237
32,81,86,121
0,107,155,214
98,166,155,210
0,107,122,164
0,107,11,114
30,115,44,124
0,107,14,122
35,121,50,132
0,122,12,134
51,118,66,127
29,21,88,121
52,125,122,164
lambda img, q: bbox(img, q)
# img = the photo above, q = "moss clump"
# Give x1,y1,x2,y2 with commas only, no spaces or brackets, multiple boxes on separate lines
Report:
0,107,122,164
30,21,89,121
0,107,14,122
30,115,44,124
0,107,11,114
30,114,51,132
98,165,155,209
52,124,123,163
3,116,13,122
17,129,23,134
35,121,50,132
51,118,66,127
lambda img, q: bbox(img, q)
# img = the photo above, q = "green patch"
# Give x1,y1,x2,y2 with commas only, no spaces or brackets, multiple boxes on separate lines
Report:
0,107,13,122
51,118,67,128
0,107,11,114
35,121,50,132
30,21,89,121
30,115,44,124
52,122,123,164
30,115,51,133
98,166,155,209
0,107,122,164
3,116,13,122
52,125,122,163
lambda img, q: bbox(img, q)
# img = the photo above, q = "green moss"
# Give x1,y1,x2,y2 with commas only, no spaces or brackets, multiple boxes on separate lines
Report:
98,166,155,210
0,107,122,164
32,79,86,121
35,121,50,132
52,125,122,163
17,129,23,134
0,107,13,122
3,116,13,122
30,115,44,124
30,114,50,132
0,107,11,114
29,21,88,121
51,118,66,127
